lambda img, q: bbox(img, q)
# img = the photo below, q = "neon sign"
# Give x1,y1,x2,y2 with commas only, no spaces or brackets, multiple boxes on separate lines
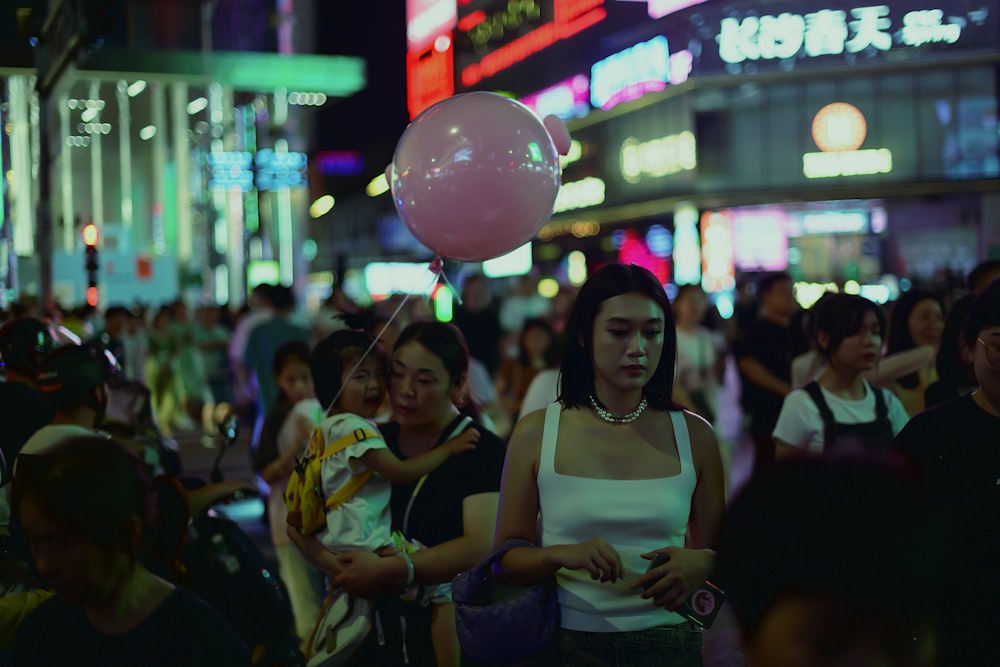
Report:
700,211,735,294
616,0,707,20
465,0,543,49
802,102,893,178
520,74,591,120
591,36,692,110
719,4,967,64
407,38,455,119
620,131,696,183
902,9,961,46
592,36,670,109
461,0,607,86
553,177,606,213
407,0,458,51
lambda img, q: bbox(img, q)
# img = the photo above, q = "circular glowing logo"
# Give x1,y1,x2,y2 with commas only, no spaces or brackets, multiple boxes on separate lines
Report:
812,103,867,152
691,589,717,616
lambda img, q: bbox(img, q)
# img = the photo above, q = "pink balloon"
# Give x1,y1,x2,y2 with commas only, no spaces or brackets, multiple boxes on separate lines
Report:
543,115,572,156
390,92,561,262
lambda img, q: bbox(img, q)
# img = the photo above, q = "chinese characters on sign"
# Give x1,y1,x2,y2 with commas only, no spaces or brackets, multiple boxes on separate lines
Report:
719,4,966,65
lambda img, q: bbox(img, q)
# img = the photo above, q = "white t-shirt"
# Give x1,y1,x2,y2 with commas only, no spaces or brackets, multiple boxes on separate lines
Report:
3,424,105,527
315,413,393,554
517,368,560,422
268,398,323,547
773,382,910,453
675,327,720,420
17,424,100,471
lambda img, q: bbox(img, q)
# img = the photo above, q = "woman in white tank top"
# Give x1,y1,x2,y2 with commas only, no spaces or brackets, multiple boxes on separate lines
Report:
494,264,726,666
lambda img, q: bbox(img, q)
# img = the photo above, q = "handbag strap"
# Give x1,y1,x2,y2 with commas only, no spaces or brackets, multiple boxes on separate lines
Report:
470,537,536,579
402,415,474,535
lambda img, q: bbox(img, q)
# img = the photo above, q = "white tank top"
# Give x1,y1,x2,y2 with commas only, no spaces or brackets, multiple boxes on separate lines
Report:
537,402,697,632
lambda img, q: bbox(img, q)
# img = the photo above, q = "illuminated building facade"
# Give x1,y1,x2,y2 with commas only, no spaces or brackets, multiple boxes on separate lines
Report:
0,1,365,308
405,0,999,305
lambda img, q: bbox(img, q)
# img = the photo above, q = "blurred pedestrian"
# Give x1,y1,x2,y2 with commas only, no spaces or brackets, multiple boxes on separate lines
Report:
886,290,945,417
893,278,1000,667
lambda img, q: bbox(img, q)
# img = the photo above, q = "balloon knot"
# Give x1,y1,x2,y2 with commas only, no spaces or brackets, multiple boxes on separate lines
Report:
429,257,444,274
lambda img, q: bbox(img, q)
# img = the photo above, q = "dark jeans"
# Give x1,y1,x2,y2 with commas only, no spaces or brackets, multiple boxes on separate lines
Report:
529,625,703,667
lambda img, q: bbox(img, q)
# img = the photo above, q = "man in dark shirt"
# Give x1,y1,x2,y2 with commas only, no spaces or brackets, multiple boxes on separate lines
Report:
452,274,504,377
736,273,799,476
0,318,56,478
893,279,1000,667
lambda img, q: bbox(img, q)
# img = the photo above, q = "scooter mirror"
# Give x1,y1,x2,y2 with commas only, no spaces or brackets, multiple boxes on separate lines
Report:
217,413,239,444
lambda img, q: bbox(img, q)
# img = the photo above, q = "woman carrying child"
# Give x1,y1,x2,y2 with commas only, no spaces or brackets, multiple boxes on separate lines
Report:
289,325,497,666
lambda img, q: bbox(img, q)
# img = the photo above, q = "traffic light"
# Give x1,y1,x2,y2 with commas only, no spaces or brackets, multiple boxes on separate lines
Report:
82,223,99,305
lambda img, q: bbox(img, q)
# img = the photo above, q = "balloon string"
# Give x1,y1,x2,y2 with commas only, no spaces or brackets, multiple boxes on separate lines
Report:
322,259,449,417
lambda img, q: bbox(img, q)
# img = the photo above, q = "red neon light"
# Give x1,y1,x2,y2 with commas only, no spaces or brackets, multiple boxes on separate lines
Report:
461,4,607,86
407,40,455,119
86,286,99,307
457,9,486,32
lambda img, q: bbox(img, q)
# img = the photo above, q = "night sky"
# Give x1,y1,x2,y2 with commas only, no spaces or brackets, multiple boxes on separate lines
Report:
313,2,409,189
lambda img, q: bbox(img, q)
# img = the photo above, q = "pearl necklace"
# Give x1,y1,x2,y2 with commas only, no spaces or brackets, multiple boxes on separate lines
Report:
589,395,648,425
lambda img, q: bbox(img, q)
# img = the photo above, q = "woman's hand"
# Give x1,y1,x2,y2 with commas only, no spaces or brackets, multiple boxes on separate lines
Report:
543,538,626,583
631,546,715,611
333,551,403,598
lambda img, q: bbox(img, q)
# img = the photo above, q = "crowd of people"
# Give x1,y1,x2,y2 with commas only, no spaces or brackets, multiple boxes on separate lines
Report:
0,257,997,666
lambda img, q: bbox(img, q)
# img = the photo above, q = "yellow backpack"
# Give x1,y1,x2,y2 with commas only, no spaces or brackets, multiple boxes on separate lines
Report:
284,423,380,536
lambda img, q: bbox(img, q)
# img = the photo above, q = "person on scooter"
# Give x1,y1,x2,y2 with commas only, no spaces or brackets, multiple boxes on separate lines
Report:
15,343,117,476
8,435,250,666
0,318,56,479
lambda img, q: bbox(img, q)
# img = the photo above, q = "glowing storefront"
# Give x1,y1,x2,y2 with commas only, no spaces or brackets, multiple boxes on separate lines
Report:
415,0,1000,294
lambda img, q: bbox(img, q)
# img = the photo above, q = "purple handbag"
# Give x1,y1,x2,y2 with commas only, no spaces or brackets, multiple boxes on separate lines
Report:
452,538,560,664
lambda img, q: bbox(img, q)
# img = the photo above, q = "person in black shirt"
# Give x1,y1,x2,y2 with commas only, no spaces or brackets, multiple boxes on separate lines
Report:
452,274,504,377
10,436,249,666
0,318,56,478
893,278,1000,667
735,273,799,476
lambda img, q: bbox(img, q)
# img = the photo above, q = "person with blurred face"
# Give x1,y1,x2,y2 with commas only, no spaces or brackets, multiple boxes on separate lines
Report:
10,437,250,666
893,279,1000,667
716,455,945,667
735,273,800,476
886,291,945,417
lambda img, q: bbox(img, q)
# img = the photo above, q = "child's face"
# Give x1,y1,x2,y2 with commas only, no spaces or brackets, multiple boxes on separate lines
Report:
277,360,314,404
336,355,386,419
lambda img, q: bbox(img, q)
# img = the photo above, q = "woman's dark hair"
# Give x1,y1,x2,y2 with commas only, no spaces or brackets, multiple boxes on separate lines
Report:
812,294,886,362
11,436,157,557
393,321,480,420
887,290,945,389
559,264,678,411
716,455,946,638
936,293,976,385
963,278,1000,346
517,317,557,367
311,329,387,412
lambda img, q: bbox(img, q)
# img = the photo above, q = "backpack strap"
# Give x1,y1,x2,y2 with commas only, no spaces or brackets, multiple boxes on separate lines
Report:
314,424,381,511
318,426,381,461
871,384,888,422
803,381,836,449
